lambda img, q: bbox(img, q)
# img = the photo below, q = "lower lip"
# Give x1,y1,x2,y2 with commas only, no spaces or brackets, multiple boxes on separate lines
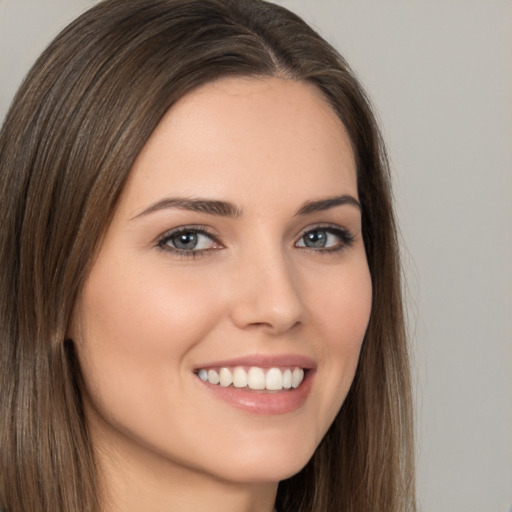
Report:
197,370,314,415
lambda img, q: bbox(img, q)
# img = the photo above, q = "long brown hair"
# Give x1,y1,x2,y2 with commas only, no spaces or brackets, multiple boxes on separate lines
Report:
0,1,415,511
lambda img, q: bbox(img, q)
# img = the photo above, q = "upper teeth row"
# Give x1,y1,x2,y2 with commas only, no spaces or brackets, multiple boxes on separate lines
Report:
197,366,305,391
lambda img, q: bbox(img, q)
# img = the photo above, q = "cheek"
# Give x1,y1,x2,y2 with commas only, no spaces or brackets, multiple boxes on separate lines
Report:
307,259,372,422
72,260,236,462
72,259,228,417
310,257,372,346
77,260,223,357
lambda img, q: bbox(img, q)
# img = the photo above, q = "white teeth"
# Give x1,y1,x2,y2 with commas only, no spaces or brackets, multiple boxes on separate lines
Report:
265,368,283,391
233,367,248,388
292,368,304,389
247,367,266,390
207,369,220,385
198,366,305,391
282,369,292,389
219,367,233,387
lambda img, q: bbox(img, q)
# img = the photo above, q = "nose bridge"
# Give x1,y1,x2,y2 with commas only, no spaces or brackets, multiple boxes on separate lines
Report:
230,237,305,333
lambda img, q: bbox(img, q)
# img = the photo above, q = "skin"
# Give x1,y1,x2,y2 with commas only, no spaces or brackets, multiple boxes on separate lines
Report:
71,76,373,512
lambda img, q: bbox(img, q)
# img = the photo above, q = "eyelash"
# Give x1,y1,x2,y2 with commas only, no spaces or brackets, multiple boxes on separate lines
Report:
156,226,220,258
156,224,355,258
296,224,355,253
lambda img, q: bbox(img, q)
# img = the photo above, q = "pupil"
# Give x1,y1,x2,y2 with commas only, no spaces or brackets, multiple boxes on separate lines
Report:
305,230,326,248
174,232,198,249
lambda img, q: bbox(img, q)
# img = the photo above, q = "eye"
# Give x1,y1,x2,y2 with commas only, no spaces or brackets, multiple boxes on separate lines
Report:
157,227,221,254
295,226,354,251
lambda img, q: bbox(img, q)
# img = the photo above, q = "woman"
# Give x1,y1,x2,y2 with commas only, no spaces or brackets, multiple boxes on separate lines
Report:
0,0,415,511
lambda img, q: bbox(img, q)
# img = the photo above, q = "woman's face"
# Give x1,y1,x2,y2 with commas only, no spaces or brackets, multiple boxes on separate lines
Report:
71,77,372,486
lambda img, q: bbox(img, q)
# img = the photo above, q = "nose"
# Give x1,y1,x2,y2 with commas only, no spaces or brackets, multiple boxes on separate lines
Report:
229,247,305,335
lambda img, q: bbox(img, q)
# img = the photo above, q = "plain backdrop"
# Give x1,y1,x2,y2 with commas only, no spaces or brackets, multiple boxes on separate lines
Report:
1,1,511,511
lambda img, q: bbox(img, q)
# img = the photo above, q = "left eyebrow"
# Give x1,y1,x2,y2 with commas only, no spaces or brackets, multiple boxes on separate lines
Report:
295,195,361,216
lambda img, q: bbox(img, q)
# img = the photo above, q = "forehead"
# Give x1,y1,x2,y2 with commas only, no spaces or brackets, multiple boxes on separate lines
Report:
119,76,357,217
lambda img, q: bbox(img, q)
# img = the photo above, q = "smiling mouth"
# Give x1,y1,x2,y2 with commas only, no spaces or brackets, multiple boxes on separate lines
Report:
196,366,305,391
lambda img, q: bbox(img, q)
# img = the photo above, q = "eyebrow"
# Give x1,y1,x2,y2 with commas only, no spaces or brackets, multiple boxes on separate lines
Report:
131,197,242,220
131,194,360,220
295,195,361,215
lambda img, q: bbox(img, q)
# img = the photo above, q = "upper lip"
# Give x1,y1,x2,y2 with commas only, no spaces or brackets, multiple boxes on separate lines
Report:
193,353,316,370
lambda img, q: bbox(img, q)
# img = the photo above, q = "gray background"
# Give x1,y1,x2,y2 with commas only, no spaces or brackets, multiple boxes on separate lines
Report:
1,1,511,511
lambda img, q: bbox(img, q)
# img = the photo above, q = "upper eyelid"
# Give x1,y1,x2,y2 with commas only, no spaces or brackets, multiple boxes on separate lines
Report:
156,225,220,243
296,223,353,238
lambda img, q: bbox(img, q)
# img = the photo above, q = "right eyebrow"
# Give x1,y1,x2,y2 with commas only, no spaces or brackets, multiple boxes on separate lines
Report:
130,197,243,220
